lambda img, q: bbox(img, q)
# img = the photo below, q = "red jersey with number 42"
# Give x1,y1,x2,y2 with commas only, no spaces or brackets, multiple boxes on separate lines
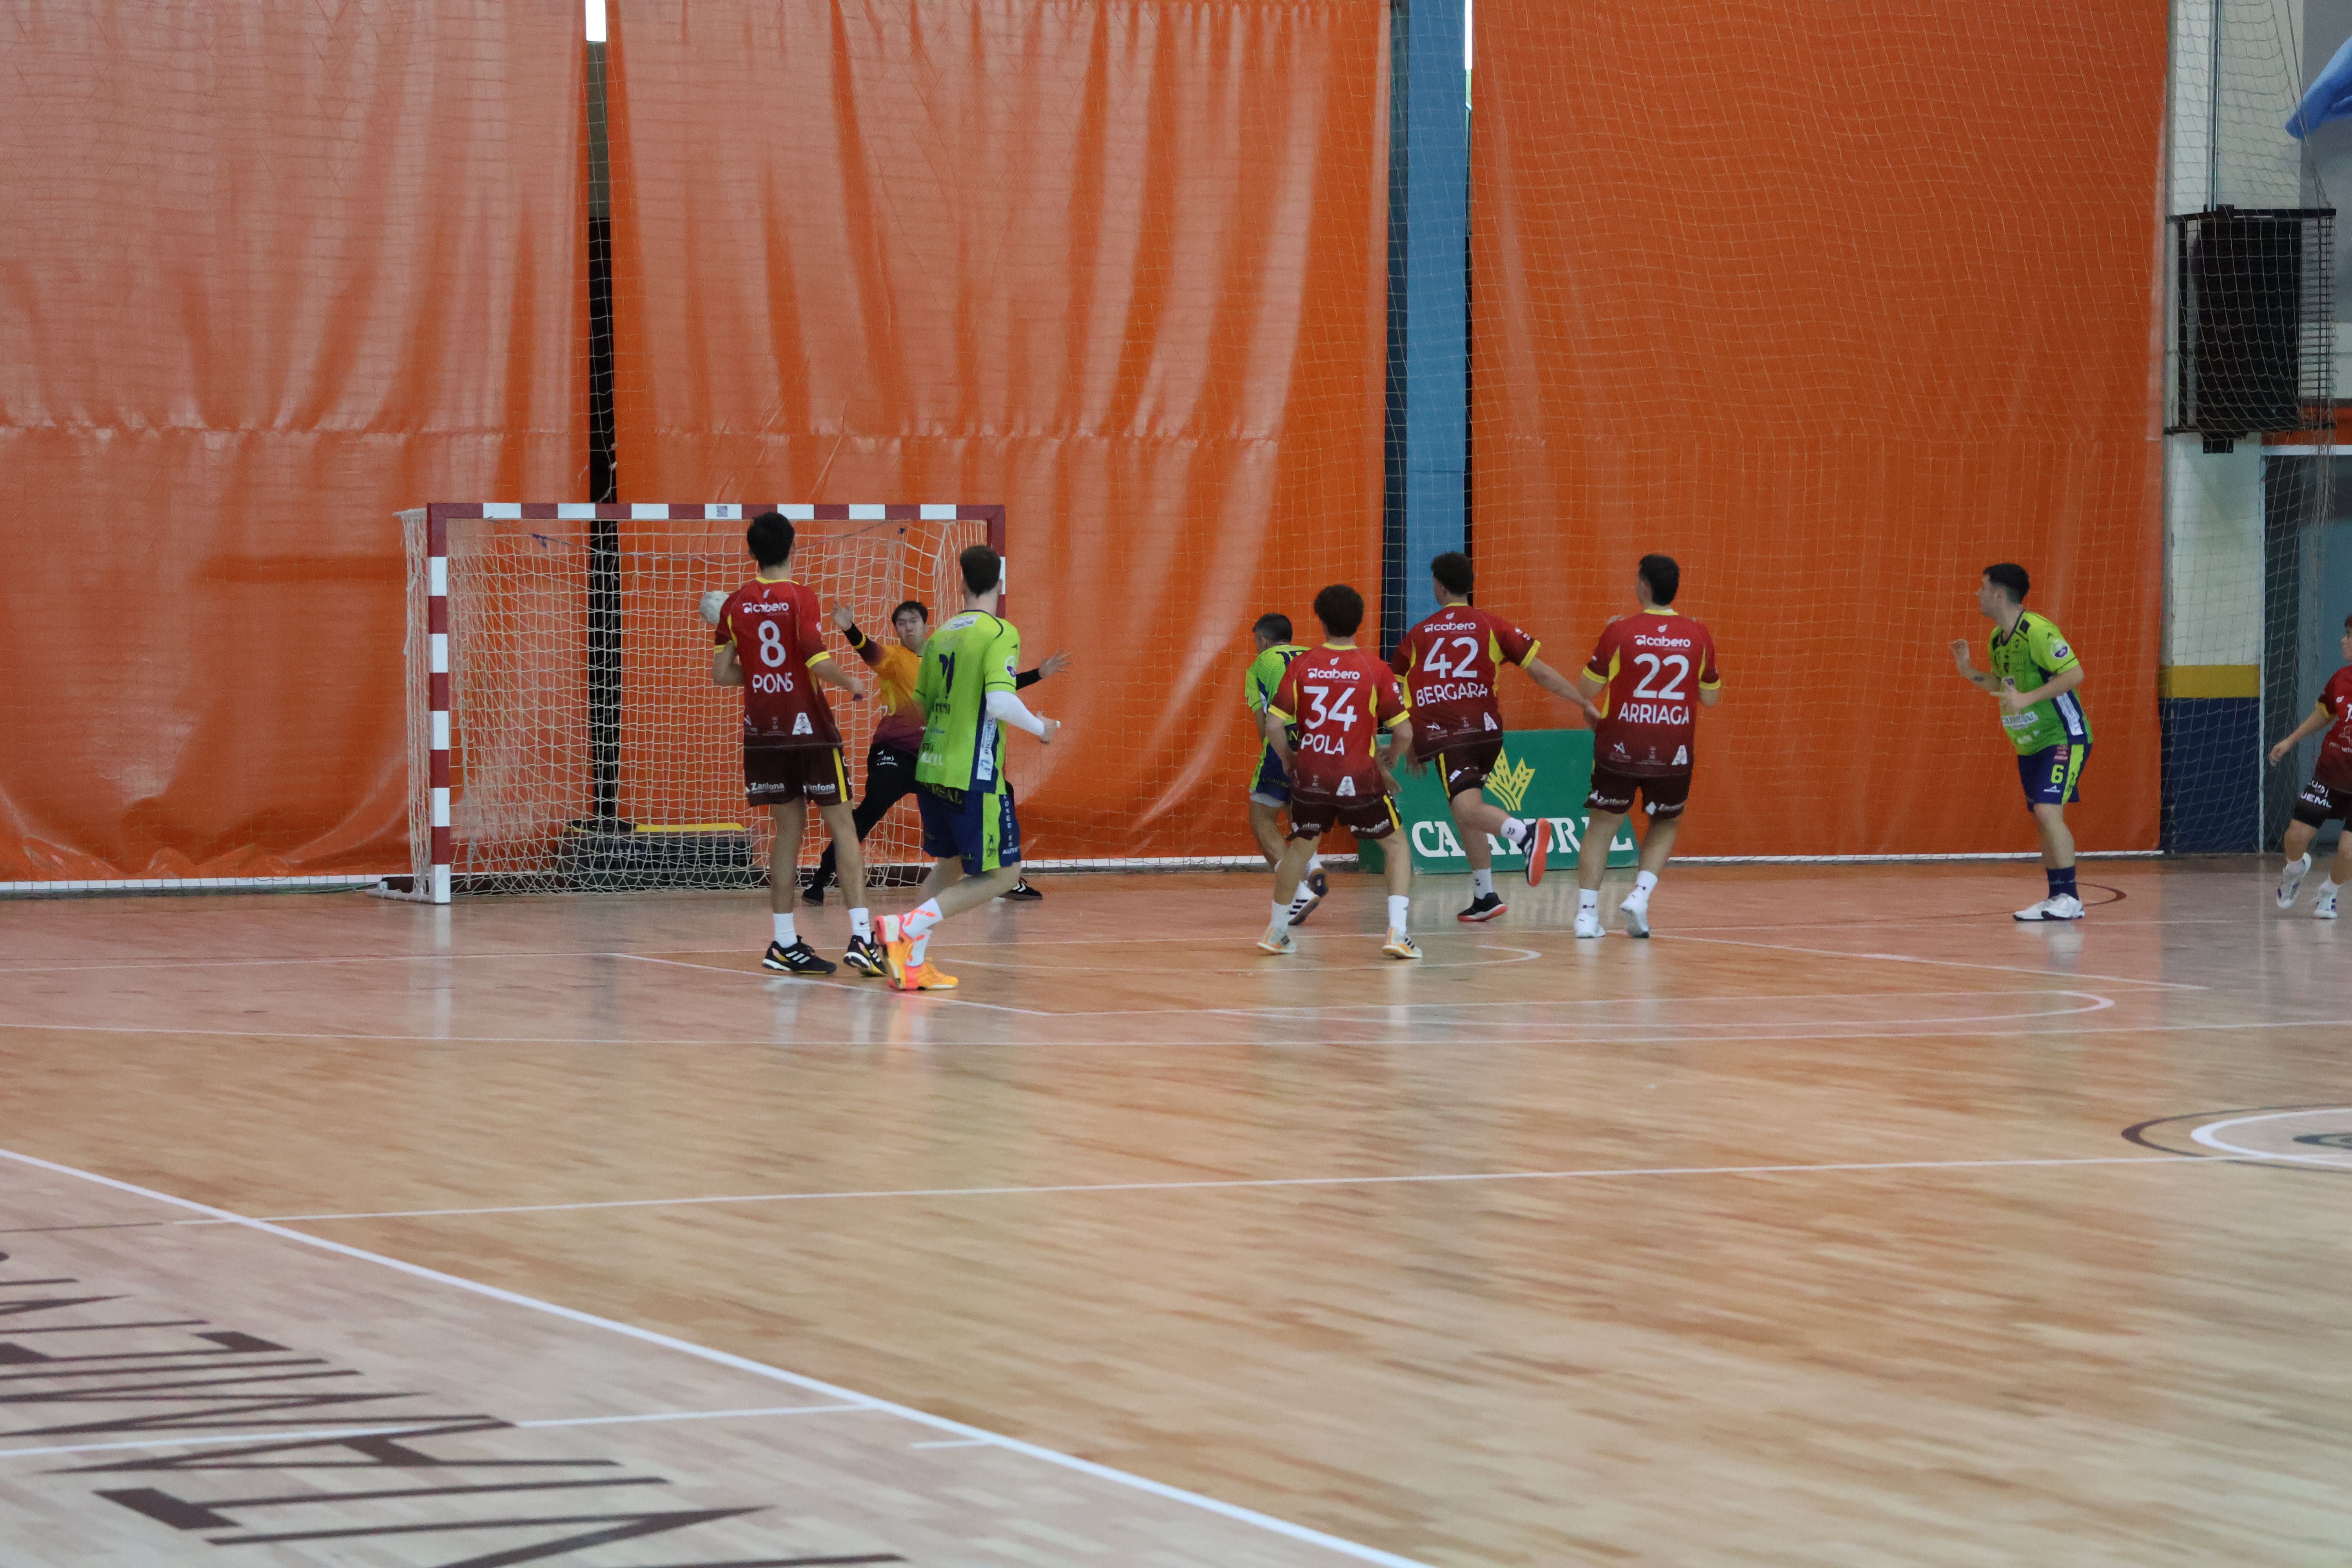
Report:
1586,610,1720,778
716,577,842,749
2317,666,2352,790
1391,604,1540,754
1267,644,1411,803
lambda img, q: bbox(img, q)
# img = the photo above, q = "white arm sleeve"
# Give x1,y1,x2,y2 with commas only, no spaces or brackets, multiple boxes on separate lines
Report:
984,688,1048,737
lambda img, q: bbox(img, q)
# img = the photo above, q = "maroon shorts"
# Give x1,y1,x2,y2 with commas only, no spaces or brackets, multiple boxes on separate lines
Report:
1586,765,1691,820
1427,738,1503,798
745,745,847,806
1288,792,1403,842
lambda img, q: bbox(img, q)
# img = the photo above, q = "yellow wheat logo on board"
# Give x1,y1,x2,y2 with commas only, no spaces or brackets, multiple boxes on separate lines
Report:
1487,751,1535,814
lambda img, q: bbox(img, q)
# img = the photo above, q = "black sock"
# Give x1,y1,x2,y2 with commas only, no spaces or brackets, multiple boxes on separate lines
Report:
2047,866,2077,900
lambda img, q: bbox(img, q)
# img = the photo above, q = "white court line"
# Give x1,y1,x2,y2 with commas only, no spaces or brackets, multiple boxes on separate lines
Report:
1651,931,2209,991
951,944,1544,976
232,1151,2218,1225
910,1437,994,1449
0,1403,867,1461
6,1014,2349,1049
2190,1107,2352,1166
0,1145,1436,1568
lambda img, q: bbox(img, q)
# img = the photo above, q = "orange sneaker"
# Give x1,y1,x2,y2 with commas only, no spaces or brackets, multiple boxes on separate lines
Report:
896,960,959,991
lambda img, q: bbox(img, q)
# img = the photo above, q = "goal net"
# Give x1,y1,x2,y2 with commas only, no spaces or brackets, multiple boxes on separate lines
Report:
396,503,997,902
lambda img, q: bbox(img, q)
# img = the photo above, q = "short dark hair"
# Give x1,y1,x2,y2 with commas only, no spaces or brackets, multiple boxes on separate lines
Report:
746,512,794,569
891,600,929,625
1312,583,1365,637
1984,563,2031,602
1252,612,1294,644
1431,552,1474,598
1637,553,1680,606
958,544,1002,597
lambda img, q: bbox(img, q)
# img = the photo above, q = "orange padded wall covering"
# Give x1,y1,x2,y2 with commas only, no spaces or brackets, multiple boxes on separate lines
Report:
1470,2,2167,856
0,5,583,882
604,1,1387,861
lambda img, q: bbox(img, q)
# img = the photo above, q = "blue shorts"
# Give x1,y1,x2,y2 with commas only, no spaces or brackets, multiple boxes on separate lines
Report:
916,782,1021,875
1249,746,1291,807
2018,742,2090,809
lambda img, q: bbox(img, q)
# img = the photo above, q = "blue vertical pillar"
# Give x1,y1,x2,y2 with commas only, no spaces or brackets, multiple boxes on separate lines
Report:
1380,0,1470,656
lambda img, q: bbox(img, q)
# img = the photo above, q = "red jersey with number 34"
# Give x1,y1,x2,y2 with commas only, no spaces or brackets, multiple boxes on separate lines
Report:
1267,644,1411,803
1391,603,1540,755
1586,610,1720,778
716,577,842,749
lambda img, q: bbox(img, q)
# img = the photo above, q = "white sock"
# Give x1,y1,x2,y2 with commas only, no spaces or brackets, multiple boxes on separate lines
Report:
1272,899,1290,928
1387,894,1410,933
1471,867,1494,897
1626,871,1658,907
772,913,796,947
849,907,871,941
1501,816,1527,848
2288,853,2313,872
904,898,942,966
1578,888,1599,913
1307,853,1324,873
2325,879,2343,895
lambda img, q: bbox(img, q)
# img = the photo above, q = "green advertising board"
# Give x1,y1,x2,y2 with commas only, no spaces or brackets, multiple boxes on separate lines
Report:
1357,728,1638,875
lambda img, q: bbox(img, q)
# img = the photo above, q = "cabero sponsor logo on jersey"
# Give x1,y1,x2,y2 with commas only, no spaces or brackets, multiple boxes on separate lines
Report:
1632,632,1691,648
733,599,791,613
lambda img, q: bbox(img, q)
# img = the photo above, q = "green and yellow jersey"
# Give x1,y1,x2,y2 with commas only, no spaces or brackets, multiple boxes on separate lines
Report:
915,610,1022,797
1244,643,1306,744
1987,611,2091,755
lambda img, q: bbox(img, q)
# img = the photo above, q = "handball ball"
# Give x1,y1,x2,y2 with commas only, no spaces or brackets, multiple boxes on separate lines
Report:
698,590,727,626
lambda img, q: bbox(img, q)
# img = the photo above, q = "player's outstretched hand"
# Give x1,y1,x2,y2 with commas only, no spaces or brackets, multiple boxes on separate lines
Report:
1948,638,1973,671
2269,737,2294,766
699,590,727,626
1040,649,1072,679
831,603,856,632
1037,717,1062,746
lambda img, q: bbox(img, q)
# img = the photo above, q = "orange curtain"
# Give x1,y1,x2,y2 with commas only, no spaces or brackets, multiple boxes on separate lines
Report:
605,0,1387,861
0,3,584,882
1471,1,2167,855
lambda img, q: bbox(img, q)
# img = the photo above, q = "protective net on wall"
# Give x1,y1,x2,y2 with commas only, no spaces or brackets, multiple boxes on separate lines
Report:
402,506,984,897
1468,0,2171,858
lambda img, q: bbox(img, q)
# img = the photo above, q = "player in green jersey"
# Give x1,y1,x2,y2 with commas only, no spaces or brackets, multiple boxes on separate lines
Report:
876,544,1061,991
1948,562,2091,921
1243,613,1329,924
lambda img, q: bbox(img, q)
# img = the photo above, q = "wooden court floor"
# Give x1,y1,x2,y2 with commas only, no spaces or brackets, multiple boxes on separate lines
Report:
0,858,2347,1566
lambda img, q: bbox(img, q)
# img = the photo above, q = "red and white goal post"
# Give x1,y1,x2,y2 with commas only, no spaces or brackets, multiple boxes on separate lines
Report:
383,502,1006,905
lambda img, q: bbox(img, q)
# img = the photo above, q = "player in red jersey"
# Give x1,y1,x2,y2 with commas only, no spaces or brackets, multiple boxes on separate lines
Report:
708,512,878,976
1259,584,1422,960
1392,552,1601,923
2268,611,2352,919
1574,554,1722,939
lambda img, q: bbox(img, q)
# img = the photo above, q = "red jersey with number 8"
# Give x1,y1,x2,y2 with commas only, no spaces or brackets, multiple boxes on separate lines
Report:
1391,603,1540,755
1267,644,1411,803
716,577,842,749
1585,610,1720,778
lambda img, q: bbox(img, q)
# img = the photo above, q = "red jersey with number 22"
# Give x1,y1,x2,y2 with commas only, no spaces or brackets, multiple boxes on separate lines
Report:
716,577,842,749
1267,644,1411,803
2317,665,2352,791
1391,604,1540,754
1586,610,1720,778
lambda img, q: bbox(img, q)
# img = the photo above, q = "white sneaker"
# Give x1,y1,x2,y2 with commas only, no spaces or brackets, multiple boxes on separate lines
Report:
1574,907,1604,939
1619,895,1650,938
2014,895,2085,922
2317,887,2340,920
1257,924,1296,955
2279,858,2312,908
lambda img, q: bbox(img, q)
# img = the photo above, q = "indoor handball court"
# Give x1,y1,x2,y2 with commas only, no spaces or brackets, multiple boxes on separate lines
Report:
4,3,2351,1565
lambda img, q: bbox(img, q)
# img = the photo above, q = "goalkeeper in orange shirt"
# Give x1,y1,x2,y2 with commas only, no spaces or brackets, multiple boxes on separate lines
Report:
807,600,1067,903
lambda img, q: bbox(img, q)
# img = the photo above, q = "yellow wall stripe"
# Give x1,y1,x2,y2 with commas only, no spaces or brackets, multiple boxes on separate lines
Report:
2160,665,2259,699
